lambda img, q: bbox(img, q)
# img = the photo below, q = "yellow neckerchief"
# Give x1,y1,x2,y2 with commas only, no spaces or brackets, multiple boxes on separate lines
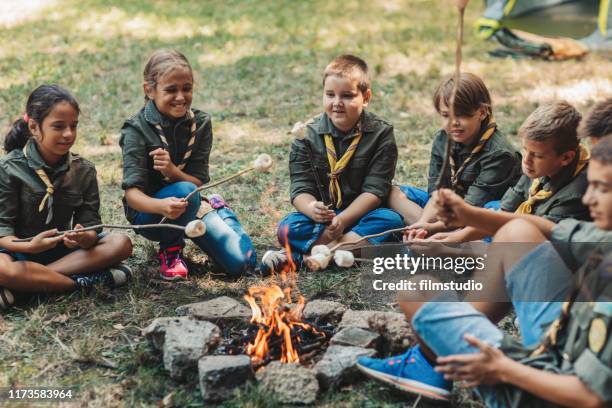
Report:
324,124,362,208
449,115,497,191
22,142,67,224
152,110,197,179
515,145,590,215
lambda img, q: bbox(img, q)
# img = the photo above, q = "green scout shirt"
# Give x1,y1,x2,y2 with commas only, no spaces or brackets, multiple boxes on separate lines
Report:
500,152,590,222
119,100,213,222
427,125,521,206
289,111,398,210
0,140,102,239
551,219,612,270
494,252,612,407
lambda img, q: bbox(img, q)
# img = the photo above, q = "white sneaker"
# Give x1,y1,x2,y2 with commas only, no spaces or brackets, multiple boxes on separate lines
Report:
0,287,15,309
260,249,288,275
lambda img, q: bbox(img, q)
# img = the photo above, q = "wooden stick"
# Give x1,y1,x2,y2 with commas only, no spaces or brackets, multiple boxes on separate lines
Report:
435,5,465,191
329,226,409,252
158,167,254,224
12,223,189,242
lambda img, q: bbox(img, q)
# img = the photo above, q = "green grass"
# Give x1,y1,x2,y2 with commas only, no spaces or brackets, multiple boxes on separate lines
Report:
0,0,610,406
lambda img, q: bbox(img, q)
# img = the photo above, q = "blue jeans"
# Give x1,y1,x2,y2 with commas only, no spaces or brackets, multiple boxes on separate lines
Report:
398,186,502,211
398,185,430,208
132,182,256,277
411,243,568,407
277,208,404,255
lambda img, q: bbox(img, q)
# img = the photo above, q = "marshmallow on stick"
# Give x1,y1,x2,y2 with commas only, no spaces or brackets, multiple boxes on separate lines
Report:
159,153,274,224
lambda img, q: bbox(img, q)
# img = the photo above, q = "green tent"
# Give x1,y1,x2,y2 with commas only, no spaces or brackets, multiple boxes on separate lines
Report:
476,0,612,54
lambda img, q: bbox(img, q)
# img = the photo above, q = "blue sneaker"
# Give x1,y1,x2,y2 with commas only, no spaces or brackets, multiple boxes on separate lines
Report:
356,345,451,401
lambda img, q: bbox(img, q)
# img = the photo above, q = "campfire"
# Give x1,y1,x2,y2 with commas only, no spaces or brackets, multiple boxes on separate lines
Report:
222,229,333,367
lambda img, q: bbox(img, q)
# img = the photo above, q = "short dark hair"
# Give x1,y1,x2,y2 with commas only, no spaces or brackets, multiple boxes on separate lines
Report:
519,101,581,154
433,72,492,117
591,135,612,165
580,98,612,140
323,54,370,94
3,84,80,153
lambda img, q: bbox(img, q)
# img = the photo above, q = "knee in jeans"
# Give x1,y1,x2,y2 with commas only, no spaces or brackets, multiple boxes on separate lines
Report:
173,182,198,200
224,253,254,278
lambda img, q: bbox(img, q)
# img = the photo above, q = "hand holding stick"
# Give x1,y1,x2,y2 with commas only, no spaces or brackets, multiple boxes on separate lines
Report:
158,153,274,224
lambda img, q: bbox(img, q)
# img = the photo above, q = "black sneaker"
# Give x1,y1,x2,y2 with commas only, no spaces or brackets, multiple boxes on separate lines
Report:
71,263,132,291
0,287,14,309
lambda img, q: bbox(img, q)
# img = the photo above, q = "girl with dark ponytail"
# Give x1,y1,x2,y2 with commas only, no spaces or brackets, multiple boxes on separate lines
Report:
0,85,133,309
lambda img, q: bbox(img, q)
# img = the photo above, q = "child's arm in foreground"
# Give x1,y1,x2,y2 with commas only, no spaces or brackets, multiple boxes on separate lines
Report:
434,189,555,238
436,334,605,408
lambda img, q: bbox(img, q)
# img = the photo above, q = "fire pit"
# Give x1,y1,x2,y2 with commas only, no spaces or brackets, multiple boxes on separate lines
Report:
218,240,334,367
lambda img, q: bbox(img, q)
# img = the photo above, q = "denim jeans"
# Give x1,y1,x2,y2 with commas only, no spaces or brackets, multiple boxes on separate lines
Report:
277,208,404,255
132,181,256,277
411,243,569,408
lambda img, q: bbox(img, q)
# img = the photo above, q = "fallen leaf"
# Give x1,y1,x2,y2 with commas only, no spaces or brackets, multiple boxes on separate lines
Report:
50,314,69,324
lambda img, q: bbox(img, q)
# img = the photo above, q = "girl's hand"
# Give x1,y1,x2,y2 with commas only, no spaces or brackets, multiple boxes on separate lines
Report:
435,334,510,387
150,148,179,179
29,229,64,254
308,201,335,223
63,224,97,249
159,197,188,220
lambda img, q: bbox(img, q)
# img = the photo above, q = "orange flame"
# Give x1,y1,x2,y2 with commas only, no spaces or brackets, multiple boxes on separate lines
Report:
244,226,319,364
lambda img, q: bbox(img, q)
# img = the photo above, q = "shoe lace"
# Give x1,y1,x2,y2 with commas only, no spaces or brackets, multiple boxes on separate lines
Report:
162,247,183,268
395,347,416,380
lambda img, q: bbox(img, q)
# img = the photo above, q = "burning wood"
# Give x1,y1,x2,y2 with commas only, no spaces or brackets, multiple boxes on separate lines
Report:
242,228,329,365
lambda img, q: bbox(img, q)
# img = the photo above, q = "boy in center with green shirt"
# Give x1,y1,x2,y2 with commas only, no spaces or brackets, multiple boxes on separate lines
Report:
261,55,403,272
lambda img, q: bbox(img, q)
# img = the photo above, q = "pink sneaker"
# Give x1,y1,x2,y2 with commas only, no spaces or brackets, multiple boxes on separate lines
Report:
158,246,188,281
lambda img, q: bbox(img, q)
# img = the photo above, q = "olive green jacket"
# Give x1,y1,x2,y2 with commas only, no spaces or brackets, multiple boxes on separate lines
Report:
119,100,213,222
0,140,101,239
428,125,521,206
500,151,590,222
289,111,398,209
495,251,612,407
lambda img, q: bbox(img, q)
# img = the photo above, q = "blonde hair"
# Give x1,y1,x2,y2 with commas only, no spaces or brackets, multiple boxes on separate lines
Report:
519,101,581,154
143,49,193,100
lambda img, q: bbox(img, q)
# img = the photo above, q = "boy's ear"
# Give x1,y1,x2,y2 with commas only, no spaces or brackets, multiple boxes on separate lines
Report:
362,88,372,107
559,149,576,166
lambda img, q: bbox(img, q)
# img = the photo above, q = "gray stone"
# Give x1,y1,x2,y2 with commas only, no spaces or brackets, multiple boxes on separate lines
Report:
255,361,318,405
162,317,221,379
141,317,176,351
338,310,414,353
176,296,251,324
330,327,380,349
302,299,347,324
314,345,376,390
198,355,253,402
